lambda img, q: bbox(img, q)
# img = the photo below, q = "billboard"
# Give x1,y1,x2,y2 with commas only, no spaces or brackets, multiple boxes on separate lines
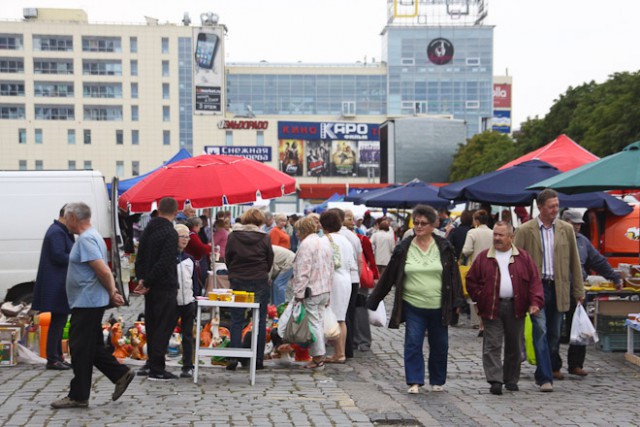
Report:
278,121,380,177
193,27,224,114
492,110,511,134
204,146,272,162
493,83,512,109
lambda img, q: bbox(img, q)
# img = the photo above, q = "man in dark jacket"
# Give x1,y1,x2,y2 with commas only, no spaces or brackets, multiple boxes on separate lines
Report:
32,205,75,370
134,197,179,380
466,221,544,395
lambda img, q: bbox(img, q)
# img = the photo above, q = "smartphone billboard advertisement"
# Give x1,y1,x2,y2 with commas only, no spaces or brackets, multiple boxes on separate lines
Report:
278,121,380,177
193,27,223,114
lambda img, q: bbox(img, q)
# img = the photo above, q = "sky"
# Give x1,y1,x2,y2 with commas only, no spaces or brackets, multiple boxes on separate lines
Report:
5,0,640,130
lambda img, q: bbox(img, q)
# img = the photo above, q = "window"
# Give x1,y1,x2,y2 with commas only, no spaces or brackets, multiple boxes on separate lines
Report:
115,161,124,177
82,36,121,52
225,131,233,146
35,129,43,144
131,82,138,98
18,128,26,144
131,105,139,121
68,160,76,170
33,35,72,51
0,58,24,73
163,130,170,146
0,104,25,119
162,83,170,99
84,160,92,169
83,129,91,145
466,57,480,66
256,131,264,146
34,82,73,97
0,35,23,50
83,83,122,98
132,161,140,176
19,160,27,170
163,106,170,122
84,106,123,121
83,60,122,76
130,60,138,76
161,37,169,54
342,101,356,116
465,100,480,109
162,60,169,77
33,59,73,75
131,130,139,145
0,82,24,96
116,129,123,145
130,37,137,53
35,105,74,120
35,160,43,170
67,129,75,144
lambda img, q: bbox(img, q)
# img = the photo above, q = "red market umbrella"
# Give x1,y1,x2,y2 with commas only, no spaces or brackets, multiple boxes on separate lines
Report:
119,154,297,212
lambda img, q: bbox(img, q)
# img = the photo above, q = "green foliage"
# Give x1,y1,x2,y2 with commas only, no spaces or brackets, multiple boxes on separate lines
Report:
449,131,518,181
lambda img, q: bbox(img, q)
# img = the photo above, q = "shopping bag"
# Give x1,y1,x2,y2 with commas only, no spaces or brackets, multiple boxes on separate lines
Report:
368,301,387,327
277,301,293,339
570,304,599,345
284,301,316,345
323,306,340,340
360,253,375,289
524,313,536,365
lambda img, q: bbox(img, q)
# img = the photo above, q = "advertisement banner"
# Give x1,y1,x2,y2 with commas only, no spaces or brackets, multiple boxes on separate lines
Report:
193,27,224,115
279,140,304,176
331,141,358,177
305,140,331,177
204,146,272,162
492,110,511,134
278,121,379,141
357,141,380,177
493,83,512,109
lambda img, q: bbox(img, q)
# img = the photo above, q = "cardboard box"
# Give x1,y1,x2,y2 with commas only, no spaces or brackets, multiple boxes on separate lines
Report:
597,300,640,317
0,341,16,365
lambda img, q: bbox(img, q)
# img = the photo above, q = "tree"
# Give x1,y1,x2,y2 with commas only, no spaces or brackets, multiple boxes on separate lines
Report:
449,131,518,181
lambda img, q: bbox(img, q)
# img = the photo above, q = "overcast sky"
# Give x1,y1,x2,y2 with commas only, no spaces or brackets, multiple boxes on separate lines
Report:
6,0,640,131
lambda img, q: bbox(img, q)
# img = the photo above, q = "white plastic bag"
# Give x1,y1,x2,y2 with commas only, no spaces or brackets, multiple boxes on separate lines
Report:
570,304,599,345
277,301,294,339
368,301,387,327
323,306,340,340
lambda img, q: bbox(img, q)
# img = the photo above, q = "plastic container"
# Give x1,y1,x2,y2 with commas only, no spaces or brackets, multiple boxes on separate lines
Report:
37,312,51,358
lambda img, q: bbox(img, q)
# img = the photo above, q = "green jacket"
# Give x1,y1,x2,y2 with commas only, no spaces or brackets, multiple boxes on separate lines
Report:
514,217,584,312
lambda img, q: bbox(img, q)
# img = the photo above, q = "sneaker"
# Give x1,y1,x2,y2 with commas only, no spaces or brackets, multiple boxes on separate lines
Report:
51,396,88,409
180,368,194,378
148,370,178,381
505,383,519,392
112,369,135,401
490,383,503,395
539,382,553,392
408,384,420,394
431,385,444,392
136,367,150,376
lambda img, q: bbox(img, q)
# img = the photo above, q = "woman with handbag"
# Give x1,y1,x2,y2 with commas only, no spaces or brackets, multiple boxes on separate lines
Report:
291,217,334,369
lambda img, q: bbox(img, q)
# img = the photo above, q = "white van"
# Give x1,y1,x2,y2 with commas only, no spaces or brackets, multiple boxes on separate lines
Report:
0,171,123,303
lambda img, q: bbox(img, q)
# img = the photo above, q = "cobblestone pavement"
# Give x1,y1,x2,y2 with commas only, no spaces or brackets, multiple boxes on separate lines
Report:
1,294,639,426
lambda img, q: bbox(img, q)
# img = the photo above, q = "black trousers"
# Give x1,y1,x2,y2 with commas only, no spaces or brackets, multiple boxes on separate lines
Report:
68,307,129,402
176,302,196,370
46,312,68,364
145,290,177,375
566,298,587,370
345,282,358,358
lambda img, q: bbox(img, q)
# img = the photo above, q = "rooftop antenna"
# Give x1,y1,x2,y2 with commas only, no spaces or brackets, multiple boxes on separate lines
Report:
182,12,191,26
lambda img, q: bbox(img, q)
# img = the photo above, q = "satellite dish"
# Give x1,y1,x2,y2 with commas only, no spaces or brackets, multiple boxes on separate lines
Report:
200,12,219,26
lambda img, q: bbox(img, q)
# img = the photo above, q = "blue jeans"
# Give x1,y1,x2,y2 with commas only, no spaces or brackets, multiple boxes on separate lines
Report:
229,278,270,364
531,308,554,385
271,268,293,307
403,301,448,387
543,284,565,372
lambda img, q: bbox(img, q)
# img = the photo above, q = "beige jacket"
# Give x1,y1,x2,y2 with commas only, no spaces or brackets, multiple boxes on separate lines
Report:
462,224,494,264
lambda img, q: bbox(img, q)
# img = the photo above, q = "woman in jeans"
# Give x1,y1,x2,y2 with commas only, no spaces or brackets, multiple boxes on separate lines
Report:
367,205,465,394
225,208,274,371
291,217,334,369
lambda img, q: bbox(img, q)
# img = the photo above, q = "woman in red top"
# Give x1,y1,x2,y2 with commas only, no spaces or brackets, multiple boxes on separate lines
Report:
269,213,290,249
185,217,211,287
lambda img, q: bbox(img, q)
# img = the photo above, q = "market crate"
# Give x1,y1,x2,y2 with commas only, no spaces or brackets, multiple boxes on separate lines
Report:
596,315,640,352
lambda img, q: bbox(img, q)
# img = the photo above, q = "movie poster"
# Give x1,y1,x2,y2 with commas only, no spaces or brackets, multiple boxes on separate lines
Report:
357,141,380,177
305,140,331,176
330,140,357,176
279,139,304,176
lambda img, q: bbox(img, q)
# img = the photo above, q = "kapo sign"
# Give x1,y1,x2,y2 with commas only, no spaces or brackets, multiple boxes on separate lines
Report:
217,120,269,130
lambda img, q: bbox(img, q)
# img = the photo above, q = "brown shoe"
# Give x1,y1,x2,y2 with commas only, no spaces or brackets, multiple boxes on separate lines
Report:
569,367,588,377
552,370,565,380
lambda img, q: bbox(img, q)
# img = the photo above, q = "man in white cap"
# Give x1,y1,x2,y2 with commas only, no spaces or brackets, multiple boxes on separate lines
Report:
561,209,622,377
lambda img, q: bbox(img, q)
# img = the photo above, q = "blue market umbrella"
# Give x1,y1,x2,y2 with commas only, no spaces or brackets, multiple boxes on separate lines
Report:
307,192,344,213
344,184,401,205
437,160,631,215
363,179,453,209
